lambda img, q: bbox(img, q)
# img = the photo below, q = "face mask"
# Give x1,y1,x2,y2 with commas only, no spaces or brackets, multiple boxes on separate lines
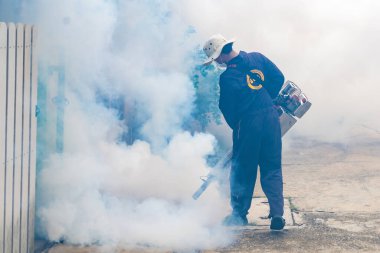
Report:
214,61,227,70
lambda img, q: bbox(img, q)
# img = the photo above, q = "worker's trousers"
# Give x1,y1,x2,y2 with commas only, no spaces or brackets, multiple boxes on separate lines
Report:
230,106,284,218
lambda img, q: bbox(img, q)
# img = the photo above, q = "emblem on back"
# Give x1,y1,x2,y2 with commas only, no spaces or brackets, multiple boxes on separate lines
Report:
246,69,264,90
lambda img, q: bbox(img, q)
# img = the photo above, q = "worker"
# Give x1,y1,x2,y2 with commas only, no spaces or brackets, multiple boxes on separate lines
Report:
203,34,285,230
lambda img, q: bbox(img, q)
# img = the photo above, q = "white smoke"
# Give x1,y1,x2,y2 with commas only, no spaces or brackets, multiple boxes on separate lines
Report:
17,0,233,250
38,123,229,248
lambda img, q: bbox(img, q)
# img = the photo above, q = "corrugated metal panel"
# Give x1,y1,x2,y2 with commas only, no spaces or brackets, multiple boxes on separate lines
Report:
0,22,37,253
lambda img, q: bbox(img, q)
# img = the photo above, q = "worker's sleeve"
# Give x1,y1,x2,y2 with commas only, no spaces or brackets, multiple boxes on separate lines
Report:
219,75,237,129
259,53,285,99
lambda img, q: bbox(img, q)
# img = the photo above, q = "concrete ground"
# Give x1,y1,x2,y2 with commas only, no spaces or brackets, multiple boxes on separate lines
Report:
38,127,380,253
213,127,380,253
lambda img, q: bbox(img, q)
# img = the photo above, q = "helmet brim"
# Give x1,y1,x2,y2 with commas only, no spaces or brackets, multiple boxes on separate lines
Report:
203,39,235,65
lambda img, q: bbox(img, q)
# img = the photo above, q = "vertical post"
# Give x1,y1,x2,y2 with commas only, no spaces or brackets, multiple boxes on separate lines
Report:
4,22,16,253
27,25,38,253
56,67,65,153
12,23,25,253
49,66,65,154
20,25,31,253
0,22,8,253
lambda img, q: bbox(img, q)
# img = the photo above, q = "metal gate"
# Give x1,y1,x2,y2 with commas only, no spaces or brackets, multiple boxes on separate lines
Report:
0,22,38,253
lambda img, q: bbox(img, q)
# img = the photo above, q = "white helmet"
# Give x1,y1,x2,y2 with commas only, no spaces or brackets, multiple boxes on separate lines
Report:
203,34,235,65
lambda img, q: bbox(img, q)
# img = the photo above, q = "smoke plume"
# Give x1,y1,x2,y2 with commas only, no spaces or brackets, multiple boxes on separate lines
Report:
18,0,232,250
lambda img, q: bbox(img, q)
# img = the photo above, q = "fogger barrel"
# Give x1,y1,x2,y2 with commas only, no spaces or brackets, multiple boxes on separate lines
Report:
192,151,232,200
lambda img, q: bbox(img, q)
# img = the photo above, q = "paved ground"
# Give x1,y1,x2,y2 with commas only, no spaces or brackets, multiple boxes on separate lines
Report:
38,127,380,253
215,129,380,253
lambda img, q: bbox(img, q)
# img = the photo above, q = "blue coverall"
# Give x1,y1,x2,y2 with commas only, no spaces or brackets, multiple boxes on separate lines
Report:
219,51,285,218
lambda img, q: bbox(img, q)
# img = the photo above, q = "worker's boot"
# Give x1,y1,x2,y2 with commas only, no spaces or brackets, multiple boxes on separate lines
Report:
222,213,248,226
270,216,285,230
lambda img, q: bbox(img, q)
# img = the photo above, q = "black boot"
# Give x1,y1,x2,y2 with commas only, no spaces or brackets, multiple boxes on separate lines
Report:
270,216,285,230
222,214,248,226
